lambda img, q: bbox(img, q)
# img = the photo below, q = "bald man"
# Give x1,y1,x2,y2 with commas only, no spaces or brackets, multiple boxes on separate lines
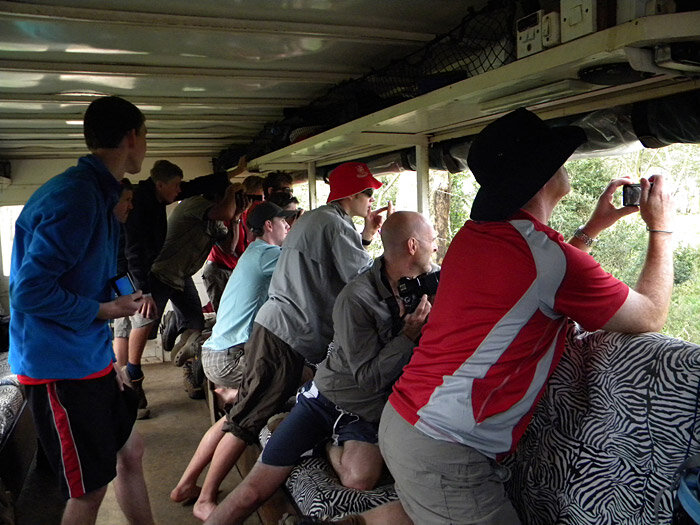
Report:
204,211,438,525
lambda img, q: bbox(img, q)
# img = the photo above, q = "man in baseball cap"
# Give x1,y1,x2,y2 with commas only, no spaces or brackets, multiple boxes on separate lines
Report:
183,162,393,521
245,200,296,234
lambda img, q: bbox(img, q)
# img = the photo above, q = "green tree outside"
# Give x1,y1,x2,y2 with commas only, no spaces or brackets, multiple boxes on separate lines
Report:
440,143,700,344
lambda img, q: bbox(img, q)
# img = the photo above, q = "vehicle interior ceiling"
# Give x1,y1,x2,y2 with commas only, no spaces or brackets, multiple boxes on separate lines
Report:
0,2,699,292
0,1,699,188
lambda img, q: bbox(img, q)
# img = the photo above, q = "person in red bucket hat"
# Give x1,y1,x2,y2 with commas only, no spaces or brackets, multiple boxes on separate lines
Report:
327,161,383,202
175,161,393,521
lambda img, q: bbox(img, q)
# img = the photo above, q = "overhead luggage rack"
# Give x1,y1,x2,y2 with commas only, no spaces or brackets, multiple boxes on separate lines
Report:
249,11,700,173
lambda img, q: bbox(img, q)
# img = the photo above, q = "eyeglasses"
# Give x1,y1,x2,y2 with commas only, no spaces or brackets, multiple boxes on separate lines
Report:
360,188,374,197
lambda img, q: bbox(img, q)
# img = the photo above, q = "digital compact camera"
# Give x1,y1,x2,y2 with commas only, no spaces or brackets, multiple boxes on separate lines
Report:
397,271,440,314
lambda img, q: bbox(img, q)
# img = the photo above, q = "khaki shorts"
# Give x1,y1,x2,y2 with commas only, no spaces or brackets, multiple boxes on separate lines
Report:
113,316,131,339
378,402,521,525
201,343,246,389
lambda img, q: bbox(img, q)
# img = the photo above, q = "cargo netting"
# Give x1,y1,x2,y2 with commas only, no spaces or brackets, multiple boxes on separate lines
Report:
215,1,516,171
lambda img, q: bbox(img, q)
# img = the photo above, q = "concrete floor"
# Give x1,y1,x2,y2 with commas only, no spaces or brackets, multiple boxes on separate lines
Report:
15,356,262,525
96,360,261,525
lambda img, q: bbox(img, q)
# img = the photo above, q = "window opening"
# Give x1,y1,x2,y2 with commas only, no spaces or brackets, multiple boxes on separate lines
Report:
0,205,22,277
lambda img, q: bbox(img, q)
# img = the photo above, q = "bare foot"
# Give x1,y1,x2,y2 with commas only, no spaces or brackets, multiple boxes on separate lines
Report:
170,483,201,504
193,498,217,522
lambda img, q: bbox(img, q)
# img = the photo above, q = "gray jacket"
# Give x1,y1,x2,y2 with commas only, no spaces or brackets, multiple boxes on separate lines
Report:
314,257,424,422
254,202,372,363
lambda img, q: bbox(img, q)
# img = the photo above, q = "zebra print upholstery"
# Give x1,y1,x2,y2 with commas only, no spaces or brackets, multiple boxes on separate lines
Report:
260,327,700,523
258,426,398,519
0,353,23,446
506,326,700,524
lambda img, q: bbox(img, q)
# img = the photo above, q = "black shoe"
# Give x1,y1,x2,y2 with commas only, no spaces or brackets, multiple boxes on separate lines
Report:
128,374,151,419
160,310,184,353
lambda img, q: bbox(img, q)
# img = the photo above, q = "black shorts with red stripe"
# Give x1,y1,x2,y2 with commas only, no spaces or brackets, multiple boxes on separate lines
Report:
24,370,139,499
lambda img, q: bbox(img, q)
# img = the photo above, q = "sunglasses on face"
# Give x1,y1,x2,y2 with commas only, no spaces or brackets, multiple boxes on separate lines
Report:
360,188,374,197
273,187,293,194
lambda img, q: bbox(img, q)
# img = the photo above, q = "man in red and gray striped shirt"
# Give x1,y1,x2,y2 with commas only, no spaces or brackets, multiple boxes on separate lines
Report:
380,108,675,525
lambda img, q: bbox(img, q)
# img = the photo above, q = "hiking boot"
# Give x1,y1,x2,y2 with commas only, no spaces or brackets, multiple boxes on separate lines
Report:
128,375,151,420
159,310,184,353
183,360,205,400
172,328,201,367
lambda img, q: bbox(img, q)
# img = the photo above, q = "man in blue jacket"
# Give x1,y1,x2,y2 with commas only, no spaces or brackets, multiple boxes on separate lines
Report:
9,96,154,524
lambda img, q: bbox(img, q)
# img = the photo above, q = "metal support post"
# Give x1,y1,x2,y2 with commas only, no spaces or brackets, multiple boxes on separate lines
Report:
307,162,317,210
415,142,430,215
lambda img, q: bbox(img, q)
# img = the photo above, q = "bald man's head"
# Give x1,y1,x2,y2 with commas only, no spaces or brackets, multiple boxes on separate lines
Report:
381,211,436,262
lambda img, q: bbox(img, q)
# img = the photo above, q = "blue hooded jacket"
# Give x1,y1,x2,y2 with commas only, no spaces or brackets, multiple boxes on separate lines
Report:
9,155,121,380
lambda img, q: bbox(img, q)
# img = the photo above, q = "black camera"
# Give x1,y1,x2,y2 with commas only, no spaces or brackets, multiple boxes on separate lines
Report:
397,271,440,314
622,183,642,207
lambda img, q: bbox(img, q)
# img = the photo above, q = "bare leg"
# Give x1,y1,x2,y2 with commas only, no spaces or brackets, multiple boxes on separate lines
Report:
193,433,248,521
171,416,227,503
61,486,107,525
204,462,293,525
326,441,383,490
113,429,154,525
128,324,152,368
113,337,129,368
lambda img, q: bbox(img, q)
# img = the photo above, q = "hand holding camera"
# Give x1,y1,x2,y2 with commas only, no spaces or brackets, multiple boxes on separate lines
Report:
637,175,675,233
402,295,431,342
581,178,640,240
398,271,440,313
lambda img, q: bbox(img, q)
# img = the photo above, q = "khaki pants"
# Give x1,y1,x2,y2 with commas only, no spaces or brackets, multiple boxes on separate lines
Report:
223,323,305,444
379,402,521,525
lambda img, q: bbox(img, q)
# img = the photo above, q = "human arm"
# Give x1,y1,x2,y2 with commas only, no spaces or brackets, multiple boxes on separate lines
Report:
11,190,124,330
124,191,158,317
602,175,674,333
208,183,249,222
124,187,158,294
330,221,373,283
227,156,247,179
97,291,143,320
361,200,393,246
259,245,281,277
113,361,129,390
568,178,638,253
333,291,428,393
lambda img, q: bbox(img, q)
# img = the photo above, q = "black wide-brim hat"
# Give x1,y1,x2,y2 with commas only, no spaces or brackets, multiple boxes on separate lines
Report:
468,108,587,221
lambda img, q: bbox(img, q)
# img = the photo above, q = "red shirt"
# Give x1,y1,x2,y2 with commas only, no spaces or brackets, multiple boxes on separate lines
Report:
389,211,628,458
207,209,251,269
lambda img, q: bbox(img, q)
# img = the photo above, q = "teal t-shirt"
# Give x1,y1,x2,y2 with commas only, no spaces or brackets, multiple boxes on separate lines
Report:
203,239,281,351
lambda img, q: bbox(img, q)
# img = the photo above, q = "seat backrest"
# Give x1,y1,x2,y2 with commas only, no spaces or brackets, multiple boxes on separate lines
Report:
506,325,700,524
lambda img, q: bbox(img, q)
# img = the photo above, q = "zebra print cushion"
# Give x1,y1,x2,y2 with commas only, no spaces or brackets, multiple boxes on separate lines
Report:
259,426,398,519
0,352,23,445
506,326,700,524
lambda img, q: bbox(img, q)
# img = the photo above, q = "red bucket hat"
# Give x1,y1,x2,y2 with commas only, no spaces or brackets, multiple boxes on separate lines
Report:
326,162,383,203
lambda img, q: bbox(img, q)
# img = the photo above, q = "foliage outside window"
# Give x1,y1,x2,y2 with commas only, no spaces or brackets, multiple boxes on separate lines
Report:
436,143,700,344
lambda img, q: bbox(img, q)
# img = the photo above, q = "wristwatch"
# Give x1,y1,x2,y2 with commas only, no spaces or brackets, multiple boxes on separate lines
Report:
573,226,597,247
